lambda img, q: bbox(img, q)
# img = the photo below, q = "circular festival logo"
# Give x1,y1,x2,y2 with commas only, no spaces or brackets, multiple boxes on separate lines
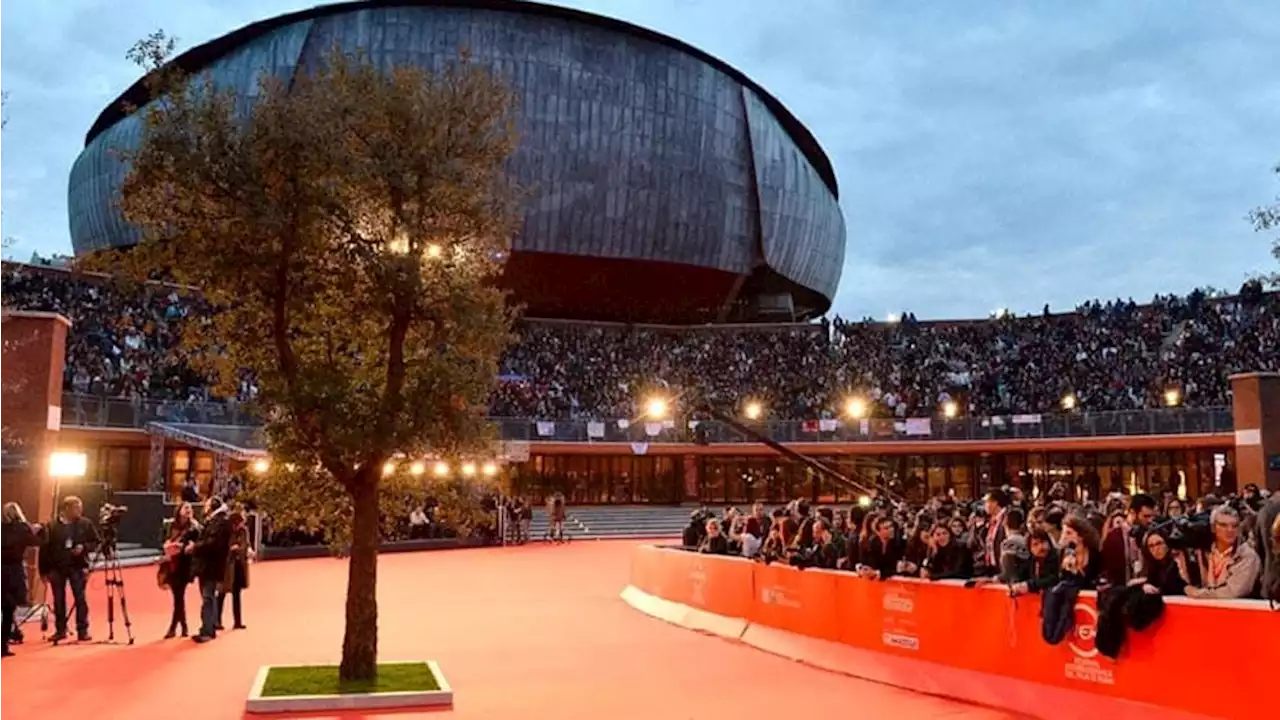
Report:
1068,602,1099,659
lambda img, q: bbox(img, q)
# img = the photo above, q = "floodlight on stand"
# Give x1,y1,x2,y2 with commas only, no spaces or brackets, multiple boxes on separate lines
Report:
942,401,958,419
49,451,87,479
433,461,450,477
1164,388,1181,407
644,397,669,420
845,397,867,419
1061,393,1077,411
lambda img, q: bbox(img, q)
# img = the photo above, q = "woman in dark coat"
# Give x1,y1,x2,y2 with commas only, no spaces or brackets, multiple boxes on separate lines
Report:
160,502,200,638
217,507,251,630
2,502,42,657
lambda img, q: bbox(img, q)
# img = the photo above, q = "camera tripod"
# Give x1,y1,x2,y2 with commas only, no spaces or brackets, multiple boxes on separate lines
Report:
48,540,135,646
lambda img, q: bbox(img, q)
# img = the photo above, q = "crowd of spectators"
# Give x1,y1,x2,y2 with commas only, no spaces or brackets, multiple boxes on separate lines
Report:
5,261,1278,420
684,485,1279,654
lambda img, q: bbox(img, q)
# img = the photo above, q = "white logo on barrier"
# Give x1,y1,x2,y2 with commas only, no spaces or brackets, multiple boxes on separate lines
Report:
883,591,915,614
760,587,802,609
689,561,707,606
1068,602,1098,659
882,632,920,651
1063,602,1114,685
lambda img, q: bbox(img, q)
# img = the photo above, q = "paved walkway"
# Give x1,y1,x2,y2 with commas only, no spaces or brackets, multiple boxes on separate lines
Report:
0,541,1016,719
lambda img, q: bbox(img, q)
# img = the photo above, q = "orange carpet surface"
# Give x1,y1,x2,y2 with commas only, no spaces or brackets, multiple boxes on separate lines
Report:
0,541,1016,719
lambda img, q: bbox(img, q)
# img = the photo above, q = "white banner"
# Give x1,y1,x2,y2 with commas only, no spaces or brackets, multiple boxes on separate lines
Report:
904,418,933,436
535,421,555,436
586,421,605,438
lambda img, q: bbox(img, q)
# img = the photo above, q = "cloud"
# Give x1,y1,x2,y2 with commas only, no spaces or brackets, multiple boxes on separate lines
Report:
3,0,1277,319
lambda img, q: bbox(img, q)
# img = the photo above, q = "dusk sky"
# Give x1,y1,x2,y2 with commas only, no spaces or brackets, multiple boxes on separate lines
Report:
2,0,1278,320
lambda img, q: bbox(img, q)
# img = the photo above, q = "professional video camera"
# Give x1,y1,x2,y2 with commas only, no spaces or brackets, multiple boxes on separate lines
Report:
683,508,715,549
1160,514,1213,552
97,503,129,550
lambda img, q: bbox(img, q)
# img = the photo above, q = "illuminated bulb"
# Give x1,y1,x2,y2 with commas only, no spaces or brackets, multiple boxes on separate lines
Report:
846,398,867,419
425,243,443,259
251,459,270,474
1164,389,1181,407
482,462,498,477
410,461,425,476
433,461,450,477
942,401,958,419
382,461,396,477
858,495,872,508
1061,394,1077,410
743,401,762,420
461,462,477,477
645,398,668,420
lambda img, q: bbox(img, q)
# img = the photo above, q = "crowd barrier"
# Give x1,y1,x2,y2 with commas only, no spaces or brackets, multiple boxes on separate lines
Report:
624,545,1277,720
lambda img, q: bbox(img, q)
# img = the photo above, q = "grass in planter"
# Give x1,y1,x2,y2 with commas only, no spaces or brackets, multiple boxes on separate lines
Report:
260,662,440,697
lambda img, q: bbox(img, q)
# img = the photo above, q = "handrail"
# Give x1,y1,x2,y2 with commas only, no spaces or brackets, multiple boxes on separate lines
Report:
58,393,1234,444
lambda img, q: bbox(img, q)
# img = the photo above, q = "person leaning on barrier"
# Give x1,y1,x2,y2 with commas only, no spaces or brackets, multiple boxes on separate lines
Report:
809,520,841,570
856,516,902,580
1057,513,1103,589
697,518,729,555
1181,505,1260,600
2,502,43,657
920,523,969,581
1131,529,1187,597
1009,529,1060,596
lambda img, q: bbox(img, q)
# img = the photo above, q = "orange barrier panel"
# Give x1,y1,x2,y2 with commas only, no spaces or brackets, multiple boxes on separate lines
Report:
631,546,1279,720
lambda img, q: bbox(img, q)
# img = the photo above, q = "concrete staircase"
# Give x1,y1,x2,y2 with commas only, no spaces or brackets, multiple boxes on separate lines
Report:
518,505,689,542
102,542,163,568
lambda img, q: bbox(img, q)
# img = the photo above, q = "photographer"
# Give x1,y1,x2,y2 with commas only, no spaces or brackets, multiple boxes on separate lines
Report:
40,496,99,643
1182,506,1260,600
2,502,42,657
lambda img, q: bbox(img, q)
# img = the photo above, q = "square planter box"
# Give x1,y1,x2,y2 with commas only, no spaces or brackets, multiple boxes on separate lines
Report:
245,660,453,714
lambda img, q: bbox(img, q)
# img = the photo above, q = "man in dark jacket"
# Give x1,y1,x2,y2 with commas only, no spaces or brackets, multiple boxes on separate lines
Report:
192,497,231,643
41,496,100,642
1256,495,1280,603
1101,493,1158,588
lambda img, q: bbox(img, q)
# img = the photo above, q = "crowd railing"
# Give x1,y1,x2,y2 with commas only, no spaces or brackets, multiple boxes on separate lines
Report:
60,393,1233,443
625,544,1275,720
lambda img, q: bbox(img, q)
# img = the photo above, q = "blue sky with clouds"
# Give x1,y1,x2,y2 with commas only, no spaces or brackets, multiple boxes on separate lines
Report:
2,0,1278,320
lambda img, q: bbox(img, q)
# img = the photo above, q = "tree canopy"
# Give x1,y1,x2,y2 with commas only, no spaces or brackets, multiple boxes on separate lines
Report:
95,31,522,680
1249,162,1280,287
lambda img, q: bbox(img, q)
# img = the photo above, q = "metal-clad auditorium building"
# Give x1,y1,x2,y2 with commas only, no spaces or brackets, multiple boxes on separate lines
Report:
68,0,846,323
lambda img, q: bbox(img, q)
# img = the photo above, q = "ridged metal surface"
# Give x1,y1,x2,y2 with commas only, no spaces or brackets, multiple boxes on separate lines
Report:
68,4,845,303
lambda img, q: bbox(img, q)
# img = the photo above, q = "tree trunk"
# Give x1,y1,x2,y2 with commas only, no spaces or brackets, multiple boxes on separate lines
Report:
339,474,380,681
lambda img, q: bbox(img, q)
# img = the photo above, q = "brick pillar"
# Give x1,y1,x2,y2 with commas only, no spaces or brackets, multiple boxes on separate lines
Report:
1,310,70,606
1229,372,1280,492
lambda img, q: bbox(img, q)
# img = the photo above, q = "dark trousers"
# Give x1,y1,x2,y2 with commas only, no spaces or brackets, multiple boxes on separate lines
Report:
217,589,242,627
168,582,189,633
1,598,13,654
198,579,218,638
49,568,89,637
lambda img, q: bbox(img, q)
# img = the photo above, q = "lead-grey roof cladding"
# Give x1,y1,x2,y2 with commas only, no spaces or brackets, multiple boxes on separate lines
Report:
69,0,845,304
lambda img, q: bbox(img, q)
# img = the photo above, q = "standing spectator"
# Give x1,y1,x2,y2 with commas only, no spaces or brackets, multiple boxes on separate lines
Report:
192,497,231,643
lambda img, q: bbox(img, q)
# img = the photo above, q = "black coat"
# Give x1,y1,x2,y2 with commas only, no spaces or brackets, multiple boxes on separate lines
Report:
192,512,232,583
0,520,40,604
39,516,99,575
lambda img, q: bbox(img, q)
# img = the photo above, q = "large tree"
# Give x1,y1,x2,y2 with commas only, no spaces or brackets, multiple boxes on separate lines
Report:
1250,163,1280,287
96,33,521,680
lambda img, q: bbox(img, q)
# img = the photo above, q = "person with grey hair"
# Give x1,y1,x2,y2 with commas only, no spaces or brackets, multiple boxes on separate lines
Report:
1180,505,1260,600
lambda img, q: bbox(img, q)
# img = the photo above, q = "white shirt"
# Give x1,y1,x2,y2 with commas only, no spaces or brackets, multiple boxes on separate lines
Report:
741,533,763,558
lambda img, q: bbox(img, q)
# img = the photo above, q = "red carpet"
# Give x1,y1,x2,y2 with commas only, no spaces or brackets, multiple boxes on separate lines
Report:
0,541,1016,719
